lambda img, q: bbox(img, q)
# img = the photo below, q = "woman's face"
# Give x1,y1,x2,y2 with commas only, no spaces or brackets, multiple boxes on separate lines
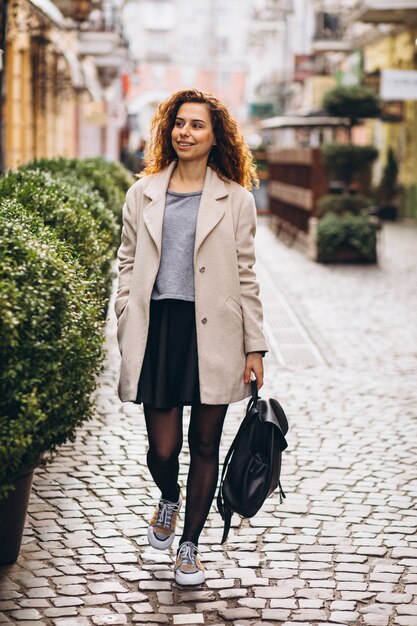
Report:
171,102,216,164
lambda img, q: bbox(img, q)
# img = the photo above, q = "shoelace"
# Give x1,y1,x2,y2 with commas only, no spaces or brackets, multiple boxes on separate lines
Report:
156,499,180,529
177,542,199,569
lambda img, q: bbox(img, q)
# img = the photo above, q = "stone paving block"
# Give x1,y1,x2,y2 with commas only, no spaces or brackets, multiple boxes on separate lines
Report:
91,616,128,625
362,615,390,626
218,607,260,620
83,595,116,605
9,609,43,620
394,619,417,626
172,615,205,624
237,598,267,609
87,582,128,594
44,608,79,618
131,616,169,623
50,596,86,607
397,605,417,616
111,603,132,614
259,609,292,621
330,610,361,623
130,601,154,612
19,599,50,608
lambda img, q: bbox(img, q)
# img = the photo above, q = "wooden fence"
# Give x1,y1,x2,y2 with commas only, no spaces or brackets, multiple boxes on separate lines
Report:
267,147,327,244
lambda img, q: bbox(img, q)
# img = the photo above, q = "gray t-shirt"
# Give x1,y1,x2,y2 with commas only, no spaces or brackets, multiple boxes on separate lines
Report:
151,190,202,302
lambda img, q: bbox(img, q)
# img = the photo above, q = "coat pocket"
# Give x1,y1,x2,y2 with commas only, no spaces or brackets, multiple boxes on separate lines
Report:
116,302,130,347
226,296,243,320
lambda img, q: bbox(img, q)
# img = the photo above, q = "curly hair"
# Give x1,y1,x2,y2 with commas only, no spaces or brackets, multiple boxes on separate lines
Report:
140,88,259,190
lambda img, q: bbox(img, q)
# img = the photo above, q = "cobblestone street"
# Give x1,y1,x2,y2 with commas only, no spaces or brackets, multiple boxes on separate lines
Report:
1,217,417,626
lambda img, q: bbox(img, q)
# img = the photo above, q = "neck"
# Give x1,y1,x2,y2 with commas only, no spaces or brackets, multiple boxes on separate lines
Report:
174,159,208,185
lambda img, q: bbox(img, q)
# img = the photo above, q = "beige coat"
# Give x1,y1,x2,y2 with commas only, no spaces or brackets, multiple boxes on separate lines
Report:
115,161,268,405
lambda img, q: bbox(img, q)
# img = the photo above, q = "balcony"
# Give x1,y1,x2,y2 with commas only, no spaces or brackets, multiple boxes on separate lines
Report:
52,0,96,22
78,30,128,86
312,11,352,53
352,0,417,24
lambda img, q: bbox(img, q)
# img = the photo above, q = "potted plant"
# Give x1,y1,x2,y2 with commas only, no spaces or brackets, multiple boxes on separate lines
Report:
315,211,378,264
313,191,379,264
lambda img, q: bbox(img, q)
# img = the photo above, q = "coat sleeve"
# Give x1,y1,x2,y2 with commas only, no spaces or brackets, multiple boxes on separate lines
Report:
235,192,269,355
114,187,137,320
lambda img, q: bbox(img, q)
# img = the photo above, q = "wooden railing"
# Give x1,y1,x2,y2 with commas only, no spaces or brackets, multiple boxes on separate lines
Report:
267,147,327,234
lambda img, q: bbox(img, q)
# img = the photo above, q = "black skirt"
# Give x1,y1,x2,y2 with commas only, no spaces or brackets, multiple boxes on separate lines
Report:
135,298,201,409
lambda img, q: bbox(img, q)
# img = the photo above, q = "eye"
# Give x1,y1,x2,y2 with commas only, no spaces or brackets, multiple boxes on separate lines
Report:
193,123,202,128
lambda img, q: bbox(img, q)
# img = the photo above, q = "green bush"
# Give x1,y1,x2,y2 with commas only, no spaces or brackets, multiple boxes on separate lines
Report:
0,199,104,500
0,168,117,304
322,143,379,187
316,212,378,263
317,194,374,217
21,157,134,228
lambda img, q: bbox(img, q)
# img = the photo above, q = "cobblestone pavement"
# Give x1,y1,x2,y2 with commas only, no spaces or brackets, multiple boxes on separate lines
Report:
1,218,417,626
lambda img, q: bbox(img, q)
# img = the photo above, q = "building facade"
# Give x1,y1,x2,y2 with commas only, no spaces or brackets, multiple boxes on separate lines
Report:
1,0,129,172
122,0,252,142
353,3,417,218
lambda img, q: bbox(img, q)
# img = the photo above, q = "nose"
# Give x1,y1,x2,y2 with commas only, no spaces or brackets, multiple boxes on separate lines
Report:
179,124,190,137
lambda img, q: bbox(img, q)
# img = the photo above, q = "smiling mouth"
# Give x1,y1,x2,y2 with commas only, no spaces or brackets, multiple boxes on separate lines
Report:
177,142,195,147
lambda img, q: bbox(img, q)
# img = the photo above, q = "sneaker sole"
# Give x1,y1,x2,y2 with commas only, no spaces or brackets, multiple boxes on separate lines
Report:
175,569,206,586
147,525,175,550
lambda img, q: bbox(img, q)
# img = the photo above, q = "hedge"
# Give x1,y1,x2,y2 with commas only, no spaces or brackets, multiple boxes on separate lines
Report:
20,157,134,229
0,199,104,500
0,157,132,500
0,168,118,307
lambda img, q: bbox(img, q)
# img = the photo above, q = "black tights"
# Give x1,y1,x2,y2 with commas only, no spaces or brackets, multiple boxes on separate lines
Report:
144,403,228,546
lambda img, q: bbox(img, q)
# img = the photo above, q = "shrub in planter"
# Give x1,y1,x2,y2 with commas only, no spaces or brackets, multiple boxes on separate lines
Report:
317,193,374,218
322,143,378,191
0,198,104,501
316,212,378,263
0,168,117,304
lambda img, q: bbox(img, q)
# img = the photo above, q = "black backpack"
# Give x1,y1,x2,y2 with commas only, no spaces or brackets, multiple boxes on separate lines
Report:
217,380,289,543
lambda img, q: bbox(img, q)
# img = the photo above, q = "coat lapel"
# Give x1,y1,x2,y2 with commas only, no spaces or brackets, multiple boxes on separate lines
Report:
142,161,177,257
142,162,229,259
194,166,228,256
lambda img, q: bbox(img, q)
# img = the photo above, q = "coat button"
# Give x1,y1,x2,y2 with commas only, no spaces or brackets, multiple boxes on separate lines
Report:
199,266,206,273
201,317,207,324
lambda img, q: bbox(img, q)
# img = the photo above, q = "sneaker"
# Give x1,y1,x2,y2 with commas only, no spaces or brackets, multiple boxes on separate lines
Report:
174,541,205,586
147,494,182,550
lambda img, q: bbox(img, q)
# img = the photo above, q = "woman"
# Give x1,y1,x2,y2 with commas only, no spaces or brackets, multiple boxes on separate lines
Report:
115,88,268,586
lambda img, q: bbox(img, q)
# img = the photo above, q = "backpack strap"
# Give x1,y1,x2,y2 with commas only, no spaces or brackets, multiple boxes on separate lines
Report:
220,505,232,544
216,382,259,542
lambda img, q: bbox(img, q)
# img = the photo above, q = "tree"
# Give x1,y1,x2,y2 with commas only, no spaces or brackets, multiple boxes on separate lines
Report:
323,85,381,142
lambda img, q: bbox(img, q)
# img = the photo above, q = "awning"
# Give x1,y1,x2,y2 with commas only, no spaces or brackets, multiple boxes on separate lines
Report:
352,0,417,24
260,116,351,129
28,0,66,27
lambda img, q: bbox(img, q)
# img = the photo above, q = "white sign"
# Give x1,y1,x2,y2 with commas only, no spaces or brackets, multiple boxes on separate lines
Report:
380,69,417,101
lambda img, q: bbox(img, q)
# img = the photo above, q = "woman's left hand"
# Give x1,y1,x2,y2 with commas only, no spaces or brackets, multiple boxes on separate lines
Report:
244,352,264,390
